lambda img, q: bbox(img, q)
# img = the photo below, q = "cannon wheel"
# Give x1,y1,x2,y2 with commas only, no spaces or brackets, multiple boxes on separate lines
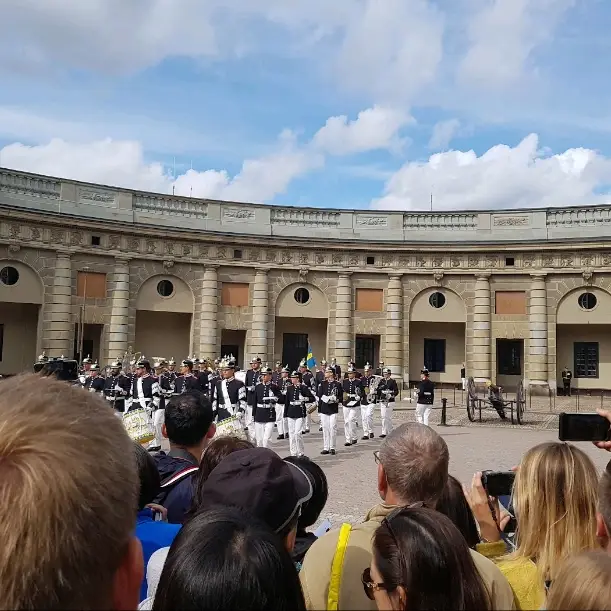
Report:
516,379,525,425
466,377,476,422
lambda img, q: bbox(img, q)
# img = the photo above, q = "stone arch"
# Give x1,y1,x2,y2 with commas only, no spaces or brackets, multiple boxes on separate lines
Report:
408,285,467,323
549,275,611,311
135,274,194,313
0,259,44,304
275,282,329,318
556,286,611,325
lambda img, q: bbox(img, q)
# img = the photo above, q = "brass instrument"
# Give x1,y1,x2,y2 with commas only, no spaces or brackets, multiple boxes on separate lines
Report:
367,375,383,403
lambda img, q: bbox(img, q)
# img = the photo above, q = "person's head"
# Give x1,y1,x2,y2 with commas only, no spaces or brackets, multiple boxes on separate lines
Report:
90,364,99,377
153,360,163,376
275,361,282,371
180,359,193,375
199,447,312,551
597,459,611,552
367,506,490,611
168,358,176,371
153,506,306,611
513,441,599,580
262,367,273,383
188,437,255,518
222,363,235,379
136,359,151,377
0,374,142,610
284,456,328,533
163,391,215,456
291,372,300,386
547,551,611,611
420,368,429,380
110,360,122,376
134,442,161,511
436,475,480,548
251,357,261,370
383,367,392,379
377,423,449,507
348,367,356,379
281,367,289,379
325,367,335,381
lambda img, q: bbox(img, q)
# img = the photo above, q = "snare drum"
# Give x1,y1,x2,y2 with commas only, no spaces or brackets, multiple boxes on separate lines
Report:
122,409,155,445
215,415,246,440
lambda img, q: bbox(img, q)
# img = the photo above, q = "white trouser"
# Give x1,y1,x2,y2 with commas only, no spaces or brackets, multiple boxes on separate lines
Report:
244,406,255,443
360,403,374,435
462,377,466,391
343,406,357,443
305,412,310,431
380,402,393,436
287,417,305,456
255,421,275,448
416,403,432,426
275,404,287,435
152,408,165,447
320,413,337,451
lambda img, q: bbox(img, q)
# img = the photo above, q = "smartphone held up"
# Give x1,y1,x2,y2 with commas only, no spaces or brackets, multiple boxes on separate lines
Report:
558,412,611,442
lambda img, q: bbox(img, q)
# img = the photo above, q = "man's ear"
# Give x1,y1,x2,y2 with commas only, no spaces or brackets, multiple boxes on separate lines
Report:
206,422,216,439
378,463,388,501
112,536,143,611
162,423,168,439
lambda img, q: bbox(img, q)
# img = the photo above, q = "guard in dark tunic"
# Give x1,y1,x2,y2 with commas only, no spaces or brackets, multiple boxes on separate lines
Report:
562,366,573,396
272,361,283,384
276,365,291,440
103,360,131,414
299,359,316,434
361,363,375,440
174,359,204,394
131,358,162,450
330,358,341,380
167,358,178,383
342,367,364,446
211,358,248,426
245,357,262,443
83,362,105,394
284,371,315,458
253,367,282,448
375,361,385,377
416,368,435,427
377,367,399,437
317,367,343,455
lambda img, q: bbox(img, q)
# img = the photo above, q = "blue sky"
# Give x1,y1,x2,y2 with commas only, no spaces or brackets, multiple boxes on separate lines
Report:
1,0,611,211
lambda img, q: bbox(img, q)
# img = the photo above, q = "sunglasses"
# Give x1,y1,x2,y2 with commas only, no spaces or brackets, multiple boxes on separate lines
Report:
361,567,388,600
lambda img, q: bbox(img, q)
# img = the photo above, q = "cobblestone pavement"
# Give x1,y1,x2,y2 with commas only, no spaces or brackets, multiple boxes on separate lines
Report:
262,406,611,526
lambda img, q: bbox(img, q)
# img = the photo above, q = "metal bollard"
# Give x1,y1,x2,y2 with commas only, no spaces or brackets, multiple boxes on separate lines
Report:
440,397,448,426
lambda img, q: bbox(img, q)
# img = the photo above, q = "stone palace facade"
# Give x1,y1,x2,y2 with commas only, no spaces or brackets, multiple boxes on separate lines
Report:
1,166,611,391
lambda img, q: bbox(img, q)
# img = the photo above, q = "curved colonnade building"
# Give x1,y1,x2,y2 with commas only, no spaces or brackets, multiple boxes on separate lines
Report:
1,166,610,392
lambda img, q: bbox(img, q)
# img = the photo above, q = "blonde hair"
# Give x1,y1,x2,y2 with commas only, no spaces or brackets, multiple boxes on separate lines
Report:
511,442,599,581
0,374,138,610
547,551,611,610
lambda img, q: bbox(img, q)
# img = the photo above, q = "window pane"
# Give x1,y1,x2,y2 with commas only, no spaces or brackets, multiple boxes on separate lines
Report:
424,339,445,372
574,342,599,378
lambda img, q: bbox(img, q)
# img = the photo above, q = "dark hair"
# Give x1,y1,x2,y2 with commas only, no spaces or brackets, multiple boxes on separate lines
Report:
372,507,490,611
152,506,306,611
187,436,255,520
284,455,328,530
164,390,214,447
436,475,480,548
134,442,161,511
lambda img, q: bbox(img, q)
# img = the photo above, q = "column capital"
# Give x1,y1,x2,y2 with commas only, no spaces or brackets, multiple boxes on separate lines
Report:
204,264,219,272
55,249,73,259
255,266,270,275
114,255,131,264
338,271,353,279
475,273,491,281
530,272,547,280
388,273,403,281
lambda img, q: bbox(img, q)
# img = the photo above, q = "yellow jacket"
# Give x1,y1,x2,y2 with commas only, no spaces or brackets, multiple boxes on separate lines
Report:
300,503,517,610
477,542,546,610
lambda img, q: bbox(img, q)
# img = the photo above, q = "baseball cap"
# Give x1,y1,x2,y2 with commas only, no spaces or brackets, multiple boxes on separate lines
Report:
201,448,313,534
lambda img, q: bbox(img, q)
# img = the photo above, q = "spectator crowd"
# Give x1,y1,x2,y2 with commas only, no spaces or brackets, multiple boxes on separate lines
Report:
1,373,611,610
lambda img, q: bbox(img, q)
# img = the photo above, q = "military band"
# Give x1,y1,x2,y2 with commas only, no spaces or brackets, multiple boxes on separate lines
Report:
62,350,408,457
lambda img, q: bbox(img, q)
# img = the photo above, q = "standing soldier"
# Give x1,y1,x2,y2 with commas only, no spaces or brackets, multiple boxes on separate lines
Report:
562,365,573,397
416,367,435,426
174,359,203,394
276,365,291,440
299,359,316,434
284,371,316,458
82,362,105,394
245,357,262,442
330,357,341,380
377,367,399,438
103,360,131,415
375,360,385,377
252,367,282,448
314,359,327,391
131,358,161,450
272,361,283,384
361,363,375,440
461,363,466,391
78,356,93,385
166,358,178,384
317,366,343,456
196,358,211,396
342,366,364,447
211,357,248,433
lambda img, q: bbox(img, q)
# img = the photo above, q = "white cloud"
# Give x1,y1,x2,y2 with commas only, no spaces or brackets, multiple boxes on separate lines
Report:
372,133,611,211
428,118,461,151
312,106,412,156
458,0,576,89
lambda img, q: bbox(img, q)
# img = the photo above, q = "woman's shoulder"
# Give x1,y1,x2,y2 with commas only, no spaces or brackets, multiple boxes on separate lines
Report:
495,556,546,610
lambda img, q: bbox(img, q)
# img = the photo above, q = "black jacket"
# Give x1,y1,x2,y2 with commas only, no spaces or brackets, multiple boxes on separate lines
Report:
284,384,315,419
252,382,282,423
211,377,247,421
316,380,343,415
417,379,435,405
342,378,364,407
377,378,399,403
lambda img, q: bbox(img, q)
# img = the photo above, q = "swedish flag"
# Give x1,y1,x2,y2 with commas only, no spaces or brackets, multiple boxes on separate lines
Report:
306,343,316,369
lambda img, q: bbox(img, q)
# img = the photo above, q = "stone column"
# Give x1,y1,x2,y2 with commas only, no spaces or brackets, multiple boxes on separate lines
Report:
199,266,219,359
386,274,403,378
529,274,548,388
334,272,353,370
472,274,491,382
106,257,130,362
44,251,73,357
249,268,269,363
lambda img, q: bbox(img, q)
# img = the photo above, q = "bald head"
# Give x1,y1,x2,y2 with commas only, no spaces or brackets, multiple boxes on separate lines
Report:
379,423,449,507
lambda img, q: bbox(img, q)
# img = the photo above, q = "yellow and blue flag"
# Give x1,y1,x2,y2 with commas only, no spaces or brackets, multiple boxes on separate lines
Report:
307,343,316,369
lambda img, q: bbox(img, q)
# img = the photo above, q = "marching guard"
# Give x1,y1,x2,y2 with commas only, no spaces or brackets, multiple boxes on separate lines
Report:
252,367,282,448
174,359,204,394
82,362,105,394
276,365,291,440
130,358,161,450
272,361,283,384
377,367,399,437
330,357,341,380
245,357,263,444
284,370,316,458
298,359,316,434
211,358,248,437
416,367,435,426
361,363,375,440
166,358,178,382
342,366,364,446
103,360,131,414
316,366,343,456
314,360,327,390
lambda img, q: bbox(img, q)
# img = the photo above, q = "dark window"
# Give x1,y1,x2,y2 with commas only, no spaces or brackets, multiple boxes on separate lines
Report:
497,339,523,376
355,337,375,369
233,249,243,259
505,257,515,266
429,292,446,308
574,342,599,378
282,333,308,372
294,287,310,304
578,292,597,310
91,235,101,246
157,280,174,297
0,324,3,362
0,266,19,286
424,339,445,373
366,256,375,265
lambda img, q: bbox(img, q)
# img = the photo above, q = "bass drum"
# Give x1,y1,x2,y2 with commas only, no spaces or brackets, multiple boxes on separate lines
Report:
123,409,155,445
215,415,246,440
